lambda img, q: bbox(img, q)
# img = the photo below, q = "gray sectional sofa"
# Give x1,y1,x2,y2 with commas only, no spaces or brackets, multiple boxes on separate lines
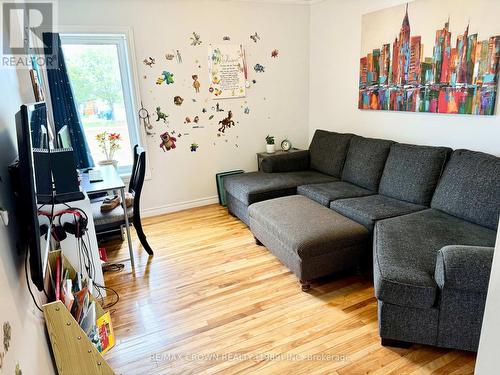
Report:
224,129,500,352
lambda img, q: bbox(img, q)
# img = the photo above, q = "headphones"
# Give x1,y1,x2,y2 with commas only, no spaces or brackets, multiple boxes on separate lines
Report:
38,207,89,241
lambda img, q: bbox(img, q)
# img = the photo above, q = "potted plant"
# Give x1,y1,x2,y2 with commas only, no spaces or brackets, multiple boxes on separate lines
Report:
96,131,121,169
265,135,275,154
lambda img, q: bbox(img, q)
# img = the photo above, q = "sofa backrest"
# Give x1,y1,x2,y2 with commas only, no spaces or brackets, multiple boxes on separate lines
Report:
378,143,451,205
431,149,500,230
309,130,353,178
341,135,394,191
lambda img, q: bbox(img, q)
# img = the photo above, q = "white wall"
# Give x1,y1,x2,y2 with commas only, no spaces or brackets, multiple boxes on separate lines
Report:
476,222,500,374
309,0,500,156
0,63,54,374
56,0,311,215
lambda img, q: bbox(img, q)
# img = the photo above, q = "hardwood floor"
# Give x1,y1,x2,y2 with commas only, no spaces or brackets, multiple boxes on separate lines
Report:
101,204,476,374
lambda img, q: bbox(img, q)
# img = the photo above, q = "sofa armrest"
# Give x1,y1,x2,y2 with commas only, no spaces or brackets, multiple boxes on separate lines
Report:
260,150,310,173
435,245,494,293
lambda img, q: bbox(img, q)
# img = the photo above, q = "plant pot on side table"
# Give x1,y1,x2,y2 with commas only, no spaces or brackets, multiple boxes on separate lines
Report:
265,135,276,154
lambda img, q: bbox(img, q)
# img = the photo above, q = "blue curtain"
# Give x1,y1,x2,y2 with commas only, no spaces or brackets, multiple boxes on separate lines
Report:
43,32,94,169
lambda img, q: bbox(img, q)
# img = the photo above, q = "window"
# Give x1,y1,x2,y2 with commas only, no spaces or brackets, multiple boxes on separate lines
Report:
60,34,139,174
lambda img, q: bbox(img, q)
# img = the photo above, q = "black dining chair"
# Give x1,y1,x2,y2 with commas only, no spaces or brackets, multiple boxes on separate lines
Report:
90,145,153,256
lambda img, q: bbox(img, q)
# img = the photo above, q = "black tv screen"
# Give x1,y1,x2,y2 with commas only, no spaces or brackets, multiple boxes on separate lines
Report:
14,103,51,291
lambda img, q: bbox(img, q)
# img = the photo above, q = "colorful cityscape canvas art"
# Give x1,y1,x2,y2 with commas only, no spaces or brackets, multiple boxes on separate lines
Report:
359,1,500,115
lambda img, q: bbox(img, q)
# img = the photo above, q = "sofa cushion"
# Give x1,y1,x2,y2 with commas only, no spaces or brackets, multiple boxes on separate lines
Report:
298,181,373,207
308,130,353,178
374,209,497,309
378,144,451,205
431,149,500,230
330,194,426,231
223,171,337,205
341,136,394,191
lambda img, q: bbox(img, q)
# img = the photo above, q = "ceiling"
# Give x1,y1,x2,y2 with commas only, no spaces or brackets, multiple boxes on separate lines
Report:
222,0,324,5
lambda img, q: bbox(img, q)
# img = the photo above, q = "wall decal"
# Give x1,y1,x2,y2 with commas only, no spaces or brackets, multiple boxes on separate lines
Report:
0,352,4,370
360,2,499,115
156,71,174,85
3,322,11,352
209,114,215,120
208,44,246,99
165,53,175,61
218,110,235,133
184,117,191,124
271,49,279,58
176,50,183,63
174,96,184,106
160,131,177,151
190,143,199,152
254,64,265,73
155,107,169,123
143,57,155,67
15,363,22,375
193,116,200,123
192,75,201,93
250,32,260,43
209,87,223,96
244,106,250,114
190,32,202,46
223,36,231,41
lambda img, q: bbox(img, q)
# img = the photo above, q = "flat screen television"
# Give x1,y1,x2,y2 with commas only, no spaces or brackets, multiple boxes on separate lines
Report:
12,103,52,291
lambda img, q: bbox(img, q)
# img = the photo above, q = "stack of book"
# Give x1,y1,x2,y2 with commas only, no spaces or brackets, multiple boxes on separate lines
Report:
49,251,115,355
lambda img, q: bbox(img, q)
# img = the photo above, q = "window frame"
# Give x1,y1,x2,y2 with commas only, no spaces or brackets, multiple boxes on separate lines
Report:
59,32,142,176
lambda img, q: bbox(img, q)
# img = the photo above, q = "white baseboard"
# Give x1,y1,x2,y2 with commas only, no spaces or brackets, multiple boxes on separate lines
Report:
141,196,220,217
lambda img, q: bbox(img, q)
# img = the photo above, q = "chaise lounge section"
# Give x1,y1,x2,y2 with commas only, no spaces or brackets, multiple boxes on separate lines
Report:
249,195,370,291
224,130,353,225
